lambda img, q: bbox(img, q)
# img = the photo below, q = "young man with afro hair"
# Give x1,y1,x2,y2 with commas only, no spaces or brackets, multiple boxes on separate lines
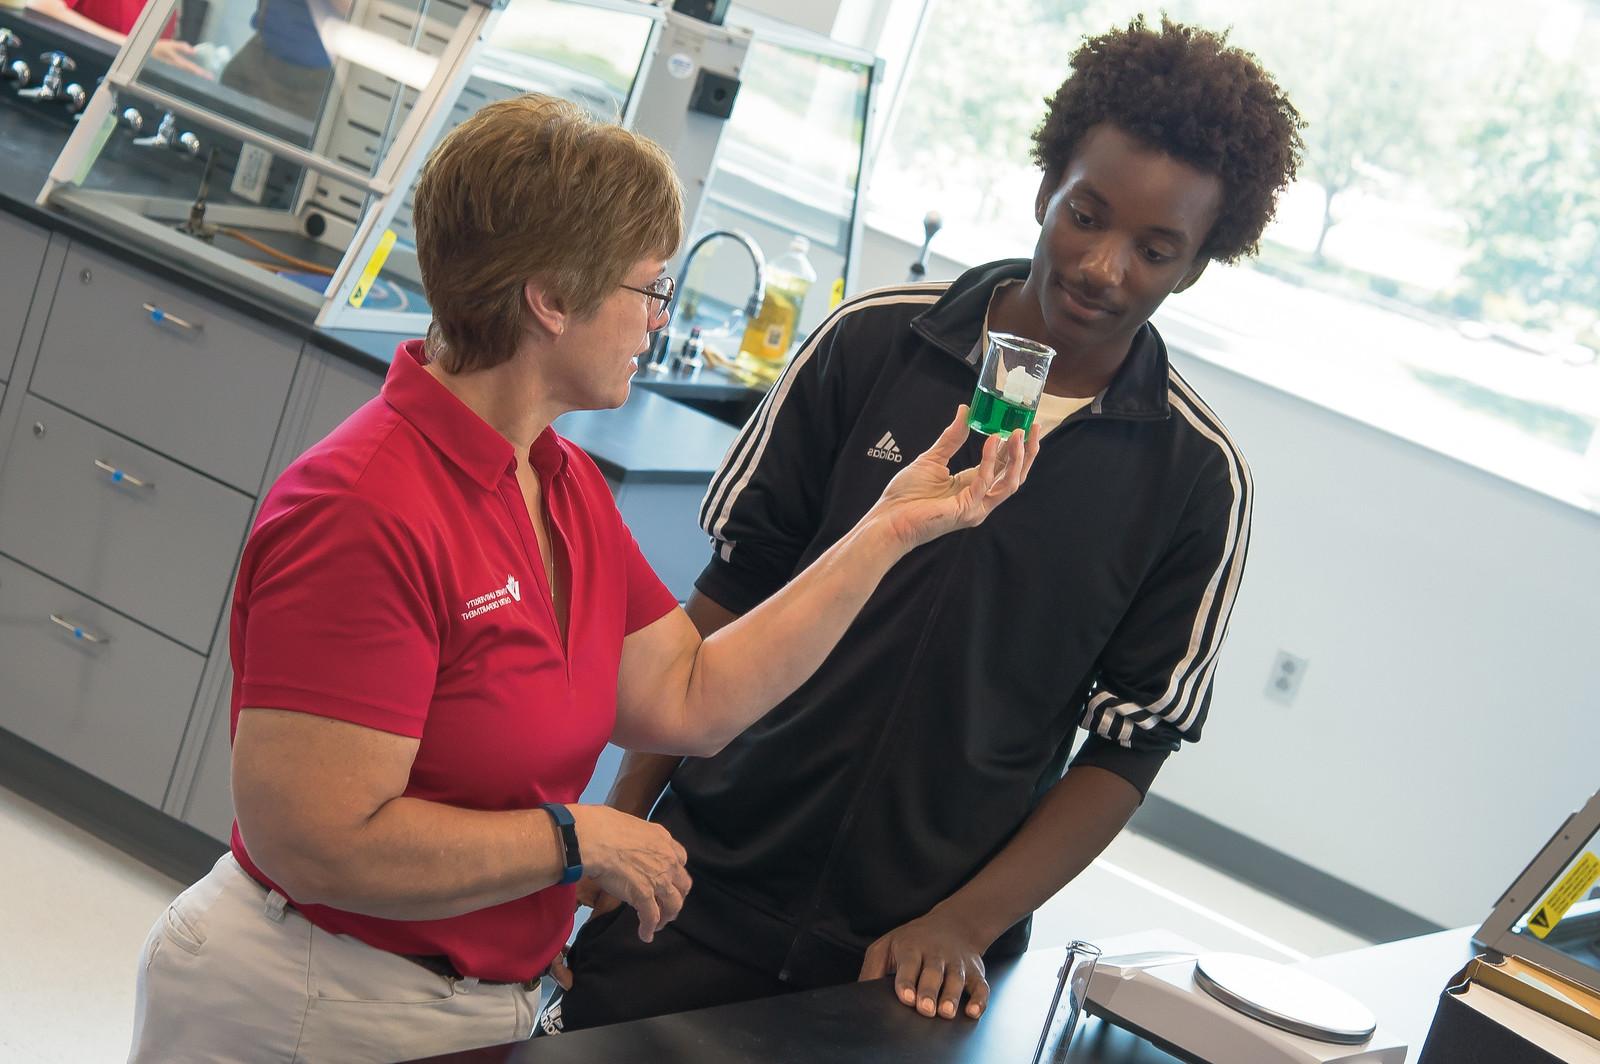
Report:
541,15,1305,1034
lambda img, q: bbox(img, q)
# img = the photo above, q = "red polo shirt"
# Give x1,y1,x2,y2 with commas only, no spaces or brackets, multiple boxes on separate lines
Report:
227,340,678,982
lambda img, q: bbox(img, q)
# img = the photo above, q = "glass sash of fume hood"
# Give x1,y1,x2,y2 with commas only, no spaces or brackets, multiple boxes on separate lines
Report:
37,0,661,327
306,0,662,329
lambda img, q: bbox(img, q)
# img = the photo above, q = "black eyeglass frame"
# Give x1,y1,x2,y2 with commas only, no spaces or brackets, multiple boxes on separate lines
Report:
619,276,675,331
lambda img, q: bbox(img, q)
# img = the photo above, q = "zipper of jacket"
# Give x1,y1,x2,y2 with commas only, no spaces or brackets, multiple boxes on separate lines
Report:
776,534,969,981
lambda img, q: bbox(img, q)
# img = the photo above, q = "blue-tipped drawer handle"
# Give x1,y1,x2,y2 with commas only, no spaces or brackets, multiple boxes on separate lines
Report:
94,458,152,489
141,302,198,331
50,613,109,644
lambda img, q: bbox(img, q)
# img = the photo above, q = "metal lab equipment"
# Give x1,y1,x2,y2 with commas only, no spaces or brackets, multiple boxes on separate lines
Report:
1475,787,1600,992
1031,940,1101,1064
644,226,763,370
661,8,879,372
1084,930,1405,1063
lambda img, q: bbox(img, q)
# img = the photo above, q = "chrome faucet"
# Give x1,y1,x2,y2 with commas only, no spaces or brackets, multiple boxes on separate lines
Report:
649,228,766,370
18,50,73,101
133,112,201,155
62,80,86,114
0,29,26,87
0,28,20,76
134,112,177,148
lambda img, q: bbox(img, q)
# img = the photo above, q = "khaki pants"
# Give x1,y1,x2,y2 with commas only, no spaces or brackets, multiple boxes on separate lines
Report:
129,854,542,1063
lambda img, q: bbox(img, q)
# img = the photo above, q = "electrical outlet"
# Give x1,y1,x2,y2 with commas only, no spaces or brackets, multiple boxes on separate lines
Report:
1265,650,1308,706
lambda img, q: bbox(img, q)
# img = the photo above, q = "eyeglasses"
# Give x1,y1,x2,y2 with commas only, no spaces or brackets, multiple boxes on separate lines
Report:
619,276,675,332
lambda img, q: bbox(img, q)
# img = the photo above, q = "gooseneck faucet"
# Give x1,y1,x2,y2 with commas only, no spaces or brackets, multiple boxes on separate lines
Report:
649,229,766,370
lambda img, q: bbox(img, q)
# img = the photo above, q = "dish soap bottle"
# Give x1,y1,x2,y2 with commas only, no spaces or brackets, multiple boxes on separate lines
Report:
736,235,817,385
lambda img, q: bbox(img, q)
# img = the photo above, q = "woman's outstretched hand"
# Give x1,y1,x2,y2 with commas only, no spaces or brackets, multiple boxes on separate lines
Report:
868,405,1039,552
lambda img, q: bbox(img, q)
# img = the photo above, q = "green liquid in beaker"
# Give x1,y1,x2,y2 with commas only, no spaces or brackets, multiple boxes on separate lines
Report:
968,385,1035,436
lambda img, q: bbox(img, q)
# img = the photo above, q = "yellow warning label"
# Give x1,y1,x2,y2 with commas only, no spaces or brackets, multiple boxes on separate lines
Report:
348,229,398,308
1528,851,1600,940
829,277,845,310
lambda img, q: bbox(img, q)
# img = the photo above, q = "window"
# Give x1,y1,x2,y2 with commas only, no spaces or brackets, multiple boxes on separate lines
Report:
870,0,1600,507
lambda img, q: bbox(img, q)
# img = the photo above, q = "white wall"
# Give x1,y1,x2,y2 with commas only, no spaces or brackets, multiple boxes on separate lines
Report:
1151,353,1599,929
852,222,1600,930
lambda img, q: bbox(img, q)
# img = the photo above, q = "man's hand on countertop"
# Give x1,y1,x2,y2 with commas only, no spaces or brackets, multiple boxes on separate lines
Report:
859,908,992,1022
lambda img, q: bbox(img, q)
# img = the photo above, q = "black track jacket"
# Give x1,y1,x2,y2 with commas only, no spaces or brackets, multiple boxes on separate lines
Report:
652,259,1253,986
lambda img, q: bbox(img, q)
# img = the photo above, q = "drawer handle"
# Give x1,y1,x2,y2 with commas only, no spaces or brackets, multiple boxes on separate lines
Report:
141,303,199,332
94,458,154,489
50,613,110,644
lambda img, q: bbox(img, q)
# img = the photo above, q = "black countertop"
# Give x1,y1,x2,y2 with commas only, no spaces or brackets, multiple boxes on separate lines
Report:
408,930,1479,1064
0,52,743,482
414,948,1165,1064
557,387,736,486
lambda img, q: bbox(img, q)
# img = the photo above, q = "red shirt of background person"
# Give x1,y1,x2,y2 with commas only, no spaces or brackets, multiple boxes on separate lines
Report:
63,0,172,34
24,0,208,77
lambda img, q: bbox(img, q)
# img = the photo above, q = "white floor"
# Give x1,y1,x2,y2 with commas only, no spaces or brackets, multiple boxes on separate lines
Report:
2,786,185,1064
4,784,1369,1063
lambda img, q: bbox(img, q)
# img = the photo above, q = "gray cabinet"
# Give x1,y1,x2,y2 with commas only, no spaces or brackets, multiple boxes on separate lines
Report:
0,395,254,652
180,345,382,843
0,235,314,829
30,245,301,493
0,213,50,385
0,553,205,807
183,682,235,843
264,344,382,484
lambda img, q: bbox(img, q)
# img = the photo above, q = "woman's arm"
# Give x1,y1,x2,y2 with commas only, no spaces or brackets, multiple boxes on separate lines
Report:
232,708,692,939
612,409,1036,757
602,593,737,821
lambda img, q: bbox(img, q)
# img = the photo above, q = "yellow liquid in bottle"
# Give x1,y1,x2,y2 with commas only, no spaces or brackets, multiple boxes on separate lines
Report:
735,272,811,386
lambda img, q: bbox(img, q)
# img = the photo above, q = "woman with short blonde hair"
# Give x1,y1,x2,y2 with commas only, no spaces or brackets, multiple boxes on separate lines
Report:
414,94,684,371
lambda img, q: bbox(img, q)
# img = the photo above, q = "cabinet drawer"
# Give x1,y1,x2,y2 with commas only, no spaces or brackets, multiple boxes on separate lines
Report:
0,395,253,651
0,553,204,807
31,245,300,492
1,213,51,384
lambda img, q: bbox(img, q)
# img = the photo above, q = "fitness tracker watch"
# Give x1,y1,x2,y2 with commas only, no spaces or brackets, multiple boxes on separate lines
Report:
540,802,583,886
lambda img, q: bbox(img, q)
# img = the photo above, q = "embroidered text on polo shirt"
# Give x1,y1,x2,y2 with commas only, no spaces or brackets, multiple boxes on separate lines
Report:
461,574,524,621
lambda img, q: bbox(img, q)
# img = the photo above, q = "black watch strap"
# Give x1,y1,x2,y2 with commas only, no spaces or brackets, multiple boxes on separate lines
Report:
541,802,583,886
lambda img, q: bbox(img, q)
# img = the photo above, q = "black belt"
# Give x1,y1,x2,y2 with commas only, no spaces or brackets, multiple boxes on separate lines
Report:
404,953,540,991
